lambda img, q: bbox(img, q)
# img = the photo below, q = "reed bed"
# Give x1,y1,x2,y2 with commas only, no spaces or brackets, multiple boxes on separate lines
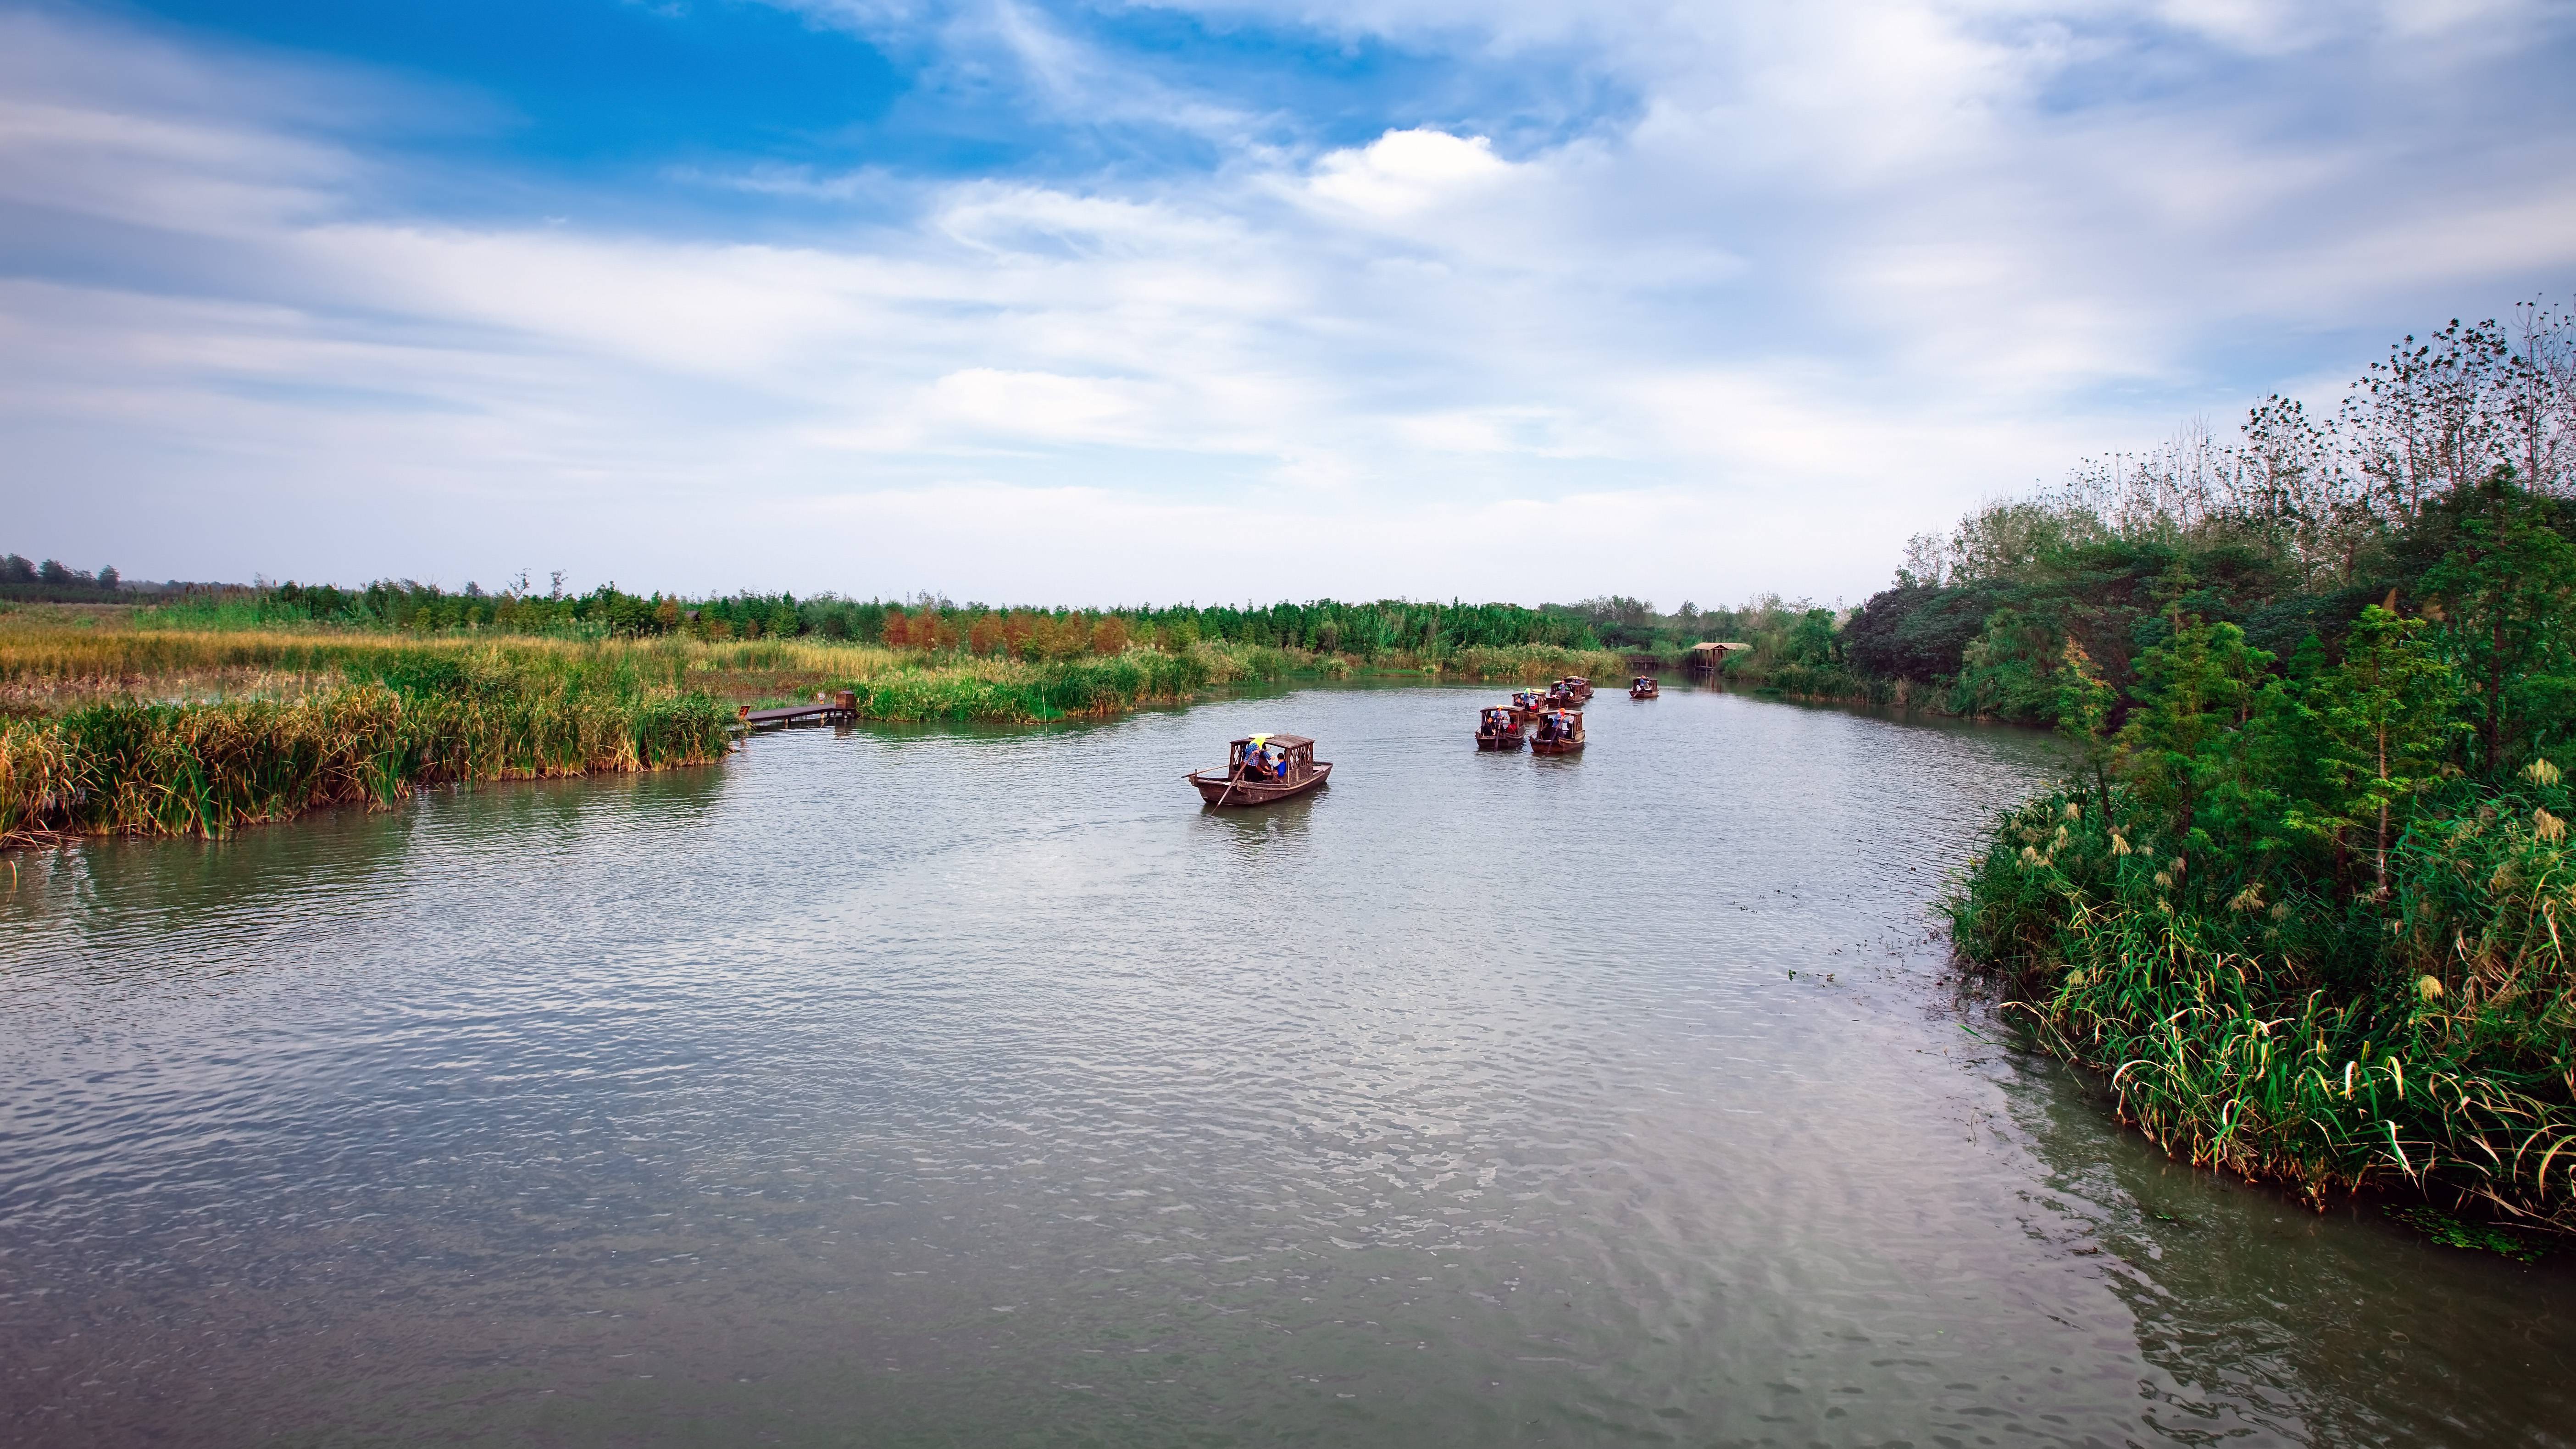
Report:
0,611,1616,703
796,643,1625,721
1424,645,1630,683
1948,786,2576,1237
0,613,1623,845
0,678,735,848
0,616,901,693
0,621,1254,843
806,643,1250,723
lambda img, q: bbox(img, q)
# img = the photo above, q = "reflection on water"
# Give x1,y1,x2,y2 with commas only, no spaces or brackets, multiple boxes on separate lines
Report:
1,683,2568,1447
1998,1050,2576,1443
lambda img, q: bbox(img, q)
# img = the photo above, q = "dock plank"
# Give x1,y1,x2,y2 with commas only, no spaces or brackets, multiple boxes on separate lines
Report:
738,700,856,730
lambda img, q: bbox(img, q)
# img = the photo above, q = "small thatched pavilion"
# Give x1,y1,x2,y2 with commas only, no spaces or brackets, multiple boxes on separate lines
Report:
1685,642,1750,670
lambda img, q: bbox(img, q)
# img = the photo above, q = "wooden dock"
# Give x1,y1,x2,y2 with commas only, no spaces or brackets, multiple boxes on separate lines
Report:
737,690,859,732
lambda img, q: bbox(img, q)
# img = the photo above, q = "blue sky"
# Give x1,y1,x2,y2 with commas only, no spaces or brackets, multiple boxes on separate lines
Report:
5,0,2574,604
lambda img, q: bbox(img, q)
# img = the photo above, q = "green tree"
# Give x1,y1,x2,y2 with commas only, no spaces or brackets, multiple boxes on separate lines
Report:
2421,468,2576,774
2117,612,2276,860
1956,606,2060,720
2301,605,2454,897
1782,607,1839,665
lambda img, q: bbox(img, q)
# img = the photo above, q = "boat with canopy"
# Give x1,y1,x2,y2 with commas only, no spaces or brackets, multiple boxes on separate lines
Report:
1531,709,1586,755
1188,733,1332,805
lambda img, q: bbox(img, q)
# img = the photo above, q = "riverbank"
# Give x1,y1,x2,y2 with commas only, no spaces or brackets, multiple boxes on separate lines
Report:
0,611,1623,846
1851,301,2576,1247
0,645,738,849
1948,776,2576,1244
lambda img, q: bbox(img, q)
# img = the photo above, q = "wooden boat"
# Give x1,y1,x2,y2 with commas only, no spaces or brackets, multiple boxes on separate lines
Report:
1508,690,1549,727
1188,733,1332,805
1556,676,1595,704
1629,675,1660,699
1475,706,1526,750
1530,709,1586,755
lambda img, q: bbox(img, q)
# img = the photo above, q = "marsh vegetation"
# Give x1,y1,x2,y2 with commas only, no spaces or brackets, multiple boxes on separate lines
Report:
1923,304,2576,1238
0,608,1621,848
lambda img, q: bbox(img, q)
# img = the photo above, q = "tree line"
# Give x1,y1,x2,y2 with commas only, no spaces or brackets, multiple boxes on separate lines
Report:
172,579,1614,659
1,555,123,601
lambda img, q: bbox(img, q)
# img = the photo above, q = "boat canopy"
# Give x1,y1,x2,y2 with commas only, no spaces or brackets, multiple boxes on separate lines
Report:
1230,733,1314,749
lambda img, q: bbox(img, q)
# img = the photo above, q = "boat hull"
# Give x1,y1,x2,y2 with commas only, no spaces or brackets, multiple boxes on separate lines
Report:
1189,761,1332,805
1531,738,1585,755
1475,733,1525,750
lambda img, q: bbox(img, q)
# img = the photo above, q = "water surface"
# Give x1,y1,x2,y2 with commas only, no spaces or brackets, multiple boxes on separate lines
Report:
3,683,2570,1446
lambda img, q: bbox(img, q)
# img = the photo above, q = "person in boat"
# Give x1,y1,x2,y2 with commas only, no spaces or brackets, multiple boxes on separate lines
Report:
1239,741,1263,779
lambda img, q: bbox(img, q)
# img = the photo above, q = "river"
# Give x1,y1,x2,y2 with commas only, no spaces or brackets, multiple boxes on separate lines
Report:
2,682,2570,1446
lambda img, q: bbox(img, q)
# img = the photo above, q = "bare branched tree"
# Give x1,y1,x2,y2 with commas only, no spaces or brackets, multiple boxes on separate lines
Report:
1909,300,2576,591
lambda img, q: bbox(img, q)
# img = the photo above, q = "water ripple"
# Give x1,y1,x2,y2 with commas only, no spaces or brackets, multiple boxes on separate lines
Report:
2,684,2569,1446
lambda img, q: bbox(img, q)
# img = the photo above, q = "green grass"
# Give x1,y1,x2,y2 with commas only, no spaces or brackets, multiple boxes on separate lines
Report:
1947,784,2576,1235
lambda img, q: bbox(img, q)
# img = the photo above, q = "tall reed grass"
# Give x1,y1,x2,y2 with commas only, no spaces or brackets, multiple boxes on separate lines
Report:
0,646,734,847
1948,785,2576,1234
1427,645,1630,683
0,616,900,690
813,642,1255,722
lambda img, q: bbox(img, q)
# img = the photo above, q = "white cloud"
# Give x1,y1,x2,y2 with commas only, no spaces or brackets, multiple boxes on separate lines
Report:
926,367,1156,444
4,0,2574,605
1306,129,1514,218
